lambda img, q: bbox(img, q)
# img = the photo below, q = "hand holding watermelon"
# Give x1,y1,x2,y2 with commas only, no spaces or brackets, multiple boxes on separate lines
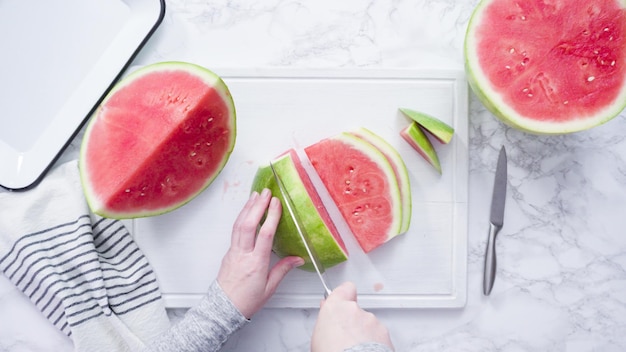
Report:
216,189,304,319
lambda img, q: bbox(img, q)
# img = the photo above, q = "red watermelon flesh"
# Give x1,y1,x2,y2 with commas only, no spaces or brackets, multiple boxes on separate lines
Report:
350,127,411,234
305,133,403,253
287,149,348,256
465,0,626,133
80,62,236,218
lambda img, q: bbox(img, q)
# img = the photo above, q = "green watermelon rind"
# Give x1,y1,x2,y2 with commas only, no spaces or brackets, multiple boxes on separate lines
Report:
464,0,626,134
250,152,348,271
350,127,411,234
79,61,237,219
399,108,454,144
401,122,442,174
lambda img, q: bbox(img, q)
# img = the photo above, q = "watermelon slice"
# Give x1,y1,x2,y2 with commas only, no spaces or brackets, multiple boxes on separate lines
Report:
80,62,236,218
251,149,348,271
399,108,454,144
349,127,411,234
465,0,626,134
401,122,442,174
305,132,403,253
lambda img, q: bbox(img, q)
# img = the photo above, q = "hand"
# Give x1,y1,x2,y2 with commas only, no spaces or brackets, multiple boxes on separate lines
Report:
311,282,394,352
217,188,304,319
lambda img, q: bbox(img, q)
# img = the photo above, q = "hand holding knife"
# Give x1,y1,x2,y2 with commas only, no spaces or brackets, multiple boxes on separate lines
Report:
483,146,507,296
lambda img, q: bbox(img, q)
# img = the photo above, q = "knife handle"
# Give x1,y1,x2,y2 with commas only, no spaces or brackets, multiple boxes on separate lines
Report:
483,223,501,295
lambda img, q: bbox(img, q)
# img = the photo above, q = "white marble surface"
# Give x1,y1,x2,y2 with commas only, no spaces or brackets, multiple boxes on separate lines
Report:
2,0,626,351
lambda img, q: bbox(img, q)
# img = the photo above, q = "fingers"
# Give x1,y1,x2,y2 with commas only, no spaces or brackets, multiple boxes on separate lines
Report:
329,281,357,302
254,196,282,255
230,191,258,246
233,189,273,251
265,256,304,295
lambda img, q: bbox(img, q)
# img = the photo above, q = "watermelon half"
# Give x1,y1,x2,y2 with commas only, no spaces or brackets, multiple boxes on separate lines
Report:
251,149,348,271
305,132,404,253
465,0,626,134
80,61,236,218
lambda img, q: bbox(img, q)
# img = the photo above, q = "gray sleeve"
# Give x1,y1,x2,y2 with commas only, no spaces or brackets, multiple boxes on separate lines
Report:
345,342,394,352
143,281,248,352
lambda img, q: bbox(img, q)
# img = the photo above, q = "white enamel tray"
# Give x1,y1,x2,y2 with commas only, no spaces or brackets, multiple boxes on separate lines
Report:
132,68,469,309
0,0,164,190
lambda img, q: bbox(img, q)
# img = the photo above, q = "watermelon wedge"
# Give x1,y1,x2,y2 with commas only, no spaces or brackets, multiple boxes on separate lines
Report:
251,149,348,271
80,62,236,218
349,127,411,234
399,108,454,144
401,122,442,174
305,132,403,253
465,0,626,134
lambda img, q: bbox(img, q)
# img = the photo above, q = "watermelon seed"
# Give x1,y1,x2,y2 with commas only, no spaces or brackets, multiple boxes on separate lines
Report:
505,65,511,70
521,57,529,66
190,151,197,157
345,180,351,185
587,76,595,82
208,117,214,123
563,101,569,105
519,15,526,21
125,188,130,193
509,48,515,54
206,142,212,146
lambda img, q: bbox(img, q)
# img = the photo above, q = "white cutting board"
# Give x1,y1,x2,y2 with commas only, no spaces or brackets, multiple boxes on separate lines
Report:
132,68,468,309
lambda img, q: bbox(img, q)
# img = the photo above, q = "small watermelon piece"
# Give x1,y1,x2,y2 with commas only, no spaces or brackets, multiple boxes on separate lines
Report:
465,0,626,134
399,108,454,144
80,61,236,218
251,149,348,271
400,122,442,174
305,132,403,253
349,127,411,234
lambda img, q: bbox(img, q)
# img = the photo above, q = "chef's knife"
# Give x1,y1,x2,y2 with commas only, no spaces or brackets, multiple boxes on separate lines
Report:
269,162,333,297
483,146,507,296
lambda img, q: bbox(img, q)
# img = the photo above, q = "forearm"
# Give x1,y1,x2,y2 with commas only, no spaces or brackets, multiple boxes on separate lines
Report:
346,342,394,352
143,281,248,352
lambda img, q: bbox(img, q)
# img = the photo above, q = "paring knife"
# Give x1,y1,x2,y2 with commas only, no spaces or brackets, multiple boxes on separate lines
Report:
269,162,333,297
483,146,507,296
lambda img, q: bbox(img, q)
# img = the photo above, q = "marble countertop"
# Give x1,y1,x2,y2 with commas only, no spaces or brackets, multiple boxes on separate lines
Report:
2,0,626,351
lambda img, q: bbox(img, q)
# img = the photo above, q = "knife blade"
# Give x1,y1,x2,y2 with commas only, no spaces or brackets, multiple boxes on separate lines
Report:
483,146,507,296
269,162,333,297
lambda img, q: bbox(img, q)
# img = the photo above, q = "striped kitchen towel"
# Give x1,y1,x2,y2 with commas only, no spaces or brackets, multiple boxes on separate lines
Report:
0,160,170,351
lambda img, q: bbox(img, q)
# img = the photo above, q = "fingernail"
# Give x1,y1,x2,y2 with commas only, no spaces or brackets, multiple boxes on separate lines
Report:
250,191,259,199
261,188,271,198
293,257,305,267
